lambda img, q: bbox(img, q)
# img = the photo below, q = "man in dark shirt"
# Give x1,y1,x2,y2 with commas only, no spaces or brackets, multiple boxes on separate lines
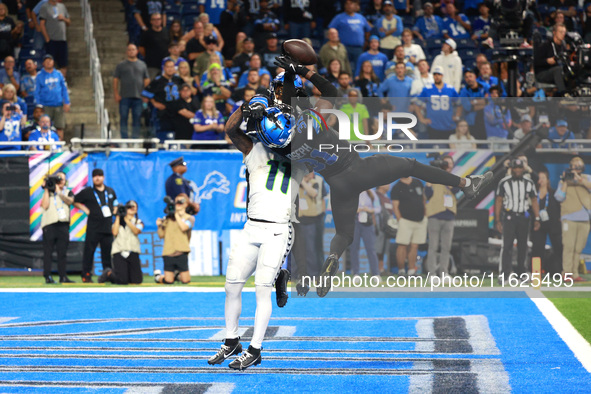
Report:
142,59,184,141
534,23,568,94
169,83,200,141
138,12,169,80
74,169,118,283
390,177,427,276
261,33,282,77
219,0,245,60
134,0,165,33
232,37,256,75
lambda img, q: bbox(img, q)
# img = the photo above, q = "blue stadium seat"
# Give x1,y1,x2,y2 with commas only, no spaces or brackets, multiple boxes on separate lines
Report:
428,47,441,58
426,38,443,51
402,15,414,29
456,38,476,49
182,3,200,15
167,11,181,24
458,48,477,61
164,3,181,15
182,14,198,30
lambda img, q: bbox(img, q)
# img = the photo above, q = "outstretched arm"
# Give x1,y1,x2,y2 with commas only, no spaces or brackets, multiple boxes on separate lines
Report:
225,107,253,156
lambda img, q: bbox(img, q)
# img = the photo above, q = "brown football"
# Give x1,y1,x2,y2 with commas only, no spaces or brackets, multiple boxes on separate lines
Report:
282,39,318,65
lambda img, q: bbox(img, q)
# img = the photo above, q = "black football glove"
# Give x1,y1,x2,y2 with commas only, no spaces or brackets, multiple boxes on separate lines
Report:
241,101,266,120
274,56,308,77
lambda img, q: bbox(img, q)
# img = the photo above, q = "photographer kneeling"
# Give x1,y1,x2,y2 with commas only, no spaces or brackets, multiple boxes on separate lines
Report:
98,201,144,284
40,172,74,283
555,157,591,282
155,193,197,284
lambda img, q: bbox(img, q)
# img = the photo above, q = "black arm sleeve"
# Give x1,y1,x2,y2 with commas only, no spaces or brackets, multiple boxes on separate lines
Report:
309,72,337,97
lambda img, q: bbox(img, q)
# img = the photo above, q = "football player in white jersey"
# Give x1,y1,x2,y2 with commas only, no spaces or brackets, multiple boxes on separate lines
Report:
207,104,307,370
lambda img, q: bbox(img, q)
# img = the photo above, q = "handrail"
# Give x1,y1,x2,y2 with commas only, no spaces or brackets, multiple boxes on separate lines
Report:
80,0,109,138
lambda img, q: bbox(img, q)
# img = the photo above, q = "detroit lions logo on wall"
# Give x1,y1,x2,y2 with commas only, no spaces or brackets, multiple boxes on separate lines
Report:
195,171,231,200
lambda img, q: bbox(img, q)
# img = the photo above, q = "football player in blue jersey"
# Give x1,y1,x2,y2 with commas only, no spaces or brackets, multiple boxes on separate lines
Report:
236,54,494,297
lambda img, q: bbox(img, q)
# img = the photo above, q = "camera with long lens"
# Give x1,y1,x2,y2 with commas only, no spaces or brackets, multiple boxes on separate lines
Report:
117,204,127,217
42,175,61,193
163,196,176,218
427,153,450,170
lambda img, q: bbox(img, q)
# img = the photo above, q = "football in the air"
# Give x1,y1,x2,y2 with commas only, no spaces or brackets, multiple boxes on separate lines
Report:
282,39,318,65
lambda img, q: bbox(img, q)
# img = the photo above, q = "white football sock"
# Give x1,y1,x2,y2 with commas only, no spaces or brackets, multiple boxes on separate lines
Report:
250,285,273,349
225,281,244,339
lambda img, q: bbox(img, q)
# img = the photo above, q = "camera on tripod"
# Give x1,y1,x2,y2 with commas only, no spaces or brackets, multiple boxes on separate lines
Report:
42,175,61,193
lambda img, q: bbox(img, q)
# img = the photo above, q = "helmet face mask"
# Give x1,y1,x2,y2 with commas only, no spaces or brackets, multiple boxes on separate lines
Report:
255,106,294,148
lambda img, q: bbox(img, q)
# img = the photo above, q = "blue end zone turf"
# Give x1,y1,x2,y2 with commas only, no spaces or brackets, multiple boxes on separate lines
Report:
0,291,589,393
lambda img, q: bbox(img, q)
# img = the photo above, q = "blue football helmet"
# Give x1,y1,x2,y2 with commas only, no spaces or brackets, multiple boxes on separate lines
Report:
254,106,294,148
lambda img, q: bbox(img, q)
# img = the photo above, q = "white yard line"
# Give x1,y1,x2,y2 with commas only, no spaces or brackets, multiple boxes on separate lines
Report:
528,289,591,373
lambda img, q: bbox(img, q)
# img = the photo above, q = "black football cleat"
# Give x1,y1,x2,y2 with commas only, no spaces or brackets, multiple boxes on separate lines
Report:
208,340,243,365
81,273,93,283
463,171,493,200
98,268,112,284
296,279,310,296
59,276,75,283
44,275,55,284
275,269,290,307
228,346,262,370
316,254,340,298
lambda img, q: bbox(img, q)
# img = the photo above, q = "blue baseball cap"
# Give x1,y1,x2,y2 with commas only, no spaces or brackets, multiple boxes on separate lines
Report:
369,35,380,42
557,120,568,127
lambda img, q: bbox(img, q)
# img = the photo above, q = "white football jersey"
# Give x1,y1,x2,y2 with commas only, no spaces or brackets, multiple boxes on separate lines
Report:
244,141,306,224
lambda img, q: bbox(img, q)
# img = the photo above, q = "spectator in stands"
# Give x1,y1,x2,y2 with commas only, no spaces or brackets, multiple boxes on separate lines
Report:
134,0,165,32
98,200,144,285
176,61,197,96
484,85,512,142
401,28,426,66
283,0,316,39
548,119,576,148
142,59,184,141
26,0,45,52
391,177,427,276
155,193,196,284
378,62,413,112
339,89,369,138
29,114,60,151
495,158,541,277
431,38,462,92
417,65,460,140
203,22,225,53
448,120,476,150
531,169,562,276
425,155,458,276
324,58,343,85
513,114,533,140
19,59,37,109
169,83,200,141
0,56,19,91
328,0,371,65
229,86,255,133
23,104,44,141
385,45,415,78
237,54,270,88
192,95,225,143
231,68,264,102
114,43,149,139
335,72,353,100
0,101,25,150
232,36,256,75
477,62,505,97
410,59,433,96
355,35,389,81
253,0,280,49
459,68,488,139
39,171,74,284
39,0,70,77
168,19,183,43
534,23,568,96
201,63,232,114
35,54,70,140
161,41,187,71
375,0,403,59
442,3,471,40
183,21,206,63
555,157,590,282
74,169,119,283
350,189,381,278
413,2,444,40
1,83,27,119
319,28,353,76
139,13,169,80
365,0,384,26
471,2,491,43
355,61,380,98
219,0,245,61
193,35,224,81
261,33,281,77
0,3,20,60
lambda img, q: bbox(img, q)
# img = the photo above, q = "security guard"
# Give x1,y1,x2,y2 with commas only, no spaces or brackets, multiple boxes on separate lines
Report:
165,157,193,201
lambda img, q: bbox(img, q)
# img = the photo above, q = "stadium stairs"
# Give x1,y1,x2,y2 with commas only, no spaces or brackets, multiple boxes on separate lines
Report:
63,0,101,140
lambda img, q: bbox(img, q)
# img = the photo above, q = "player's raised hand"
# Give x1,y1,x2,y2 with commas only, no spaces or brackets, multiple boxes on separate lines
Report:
274,56,308,77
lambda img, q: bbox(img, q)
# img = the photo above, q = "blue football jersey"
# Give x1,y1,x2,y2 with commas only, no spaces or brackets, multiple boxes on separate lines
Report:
419,84,459,131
